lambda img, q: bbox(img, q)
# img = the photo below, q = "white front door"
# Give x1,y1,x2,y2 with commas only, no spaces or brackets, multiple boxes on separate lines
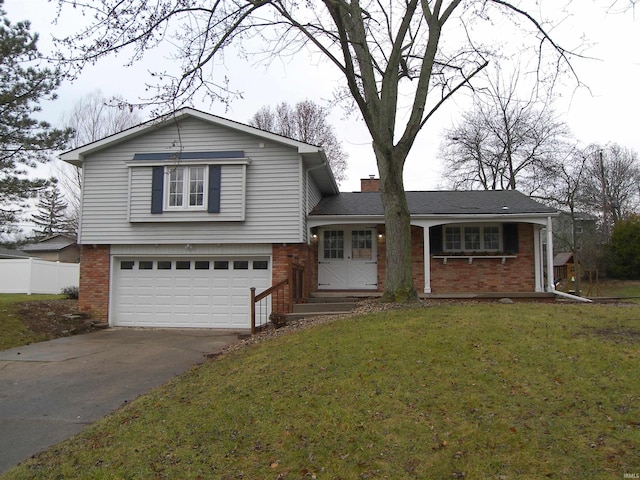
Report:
318,228,378,290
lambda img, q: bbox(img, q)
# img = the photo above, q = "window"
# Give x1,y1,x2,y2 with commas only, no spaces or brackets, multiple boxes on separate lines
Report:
120,261,135,270
195,261,210,270
253,260,269,270
138,261,153,270
233,260,249,270
351,230,373,260
445,226,462,251
323,231,344,259
157,261,172,270
214,261,229,270
176,261,191,270
166,166,206,210
444,225,501,252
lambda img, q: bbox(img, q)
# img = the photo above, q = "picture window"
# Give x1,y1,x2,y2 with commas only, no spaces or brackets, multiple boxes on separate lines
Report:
444,225,501,252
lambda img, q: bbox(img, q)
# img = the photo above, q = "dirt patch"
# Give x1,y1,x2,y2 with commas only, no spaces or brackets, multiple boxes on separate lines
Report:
581,326,640,344
15,299,100,339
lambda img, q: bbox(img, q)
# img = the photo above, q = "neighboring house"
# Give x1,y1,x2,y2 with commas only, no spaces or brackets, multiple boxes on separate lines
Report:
61,108,558,330
0,246,30,259
21,234,80,263
552,211,599,256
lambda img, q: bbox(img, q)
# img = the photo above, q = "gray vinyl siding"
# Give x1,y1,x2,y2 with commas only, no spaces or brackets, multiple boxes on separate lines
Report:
79,117,304,245
301,172,323,243
129,164,245,222
307,176,323,212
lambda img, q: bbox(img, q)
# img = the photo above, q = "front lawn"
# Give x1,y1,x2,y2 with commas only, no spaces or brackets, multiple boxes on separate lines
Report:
3,303,640,479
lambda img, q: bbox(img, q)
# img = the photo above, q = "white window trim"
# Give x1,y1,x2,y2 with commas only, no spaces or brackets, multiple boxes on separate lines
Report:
443,224,502,252
164,165,208,211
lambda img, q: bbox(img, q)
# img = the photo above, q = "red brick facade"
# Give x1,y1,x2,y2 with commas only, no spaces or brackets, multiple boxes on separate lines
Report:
78,223,536,324
272,242,317,304
311,222,536,295
427,223,535,293
78,244,110,321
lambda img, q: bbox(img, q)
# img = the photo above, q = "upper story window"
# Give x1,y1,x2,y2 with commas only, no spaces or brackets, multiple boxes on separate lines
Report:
166,166,207,210
444,224,501,252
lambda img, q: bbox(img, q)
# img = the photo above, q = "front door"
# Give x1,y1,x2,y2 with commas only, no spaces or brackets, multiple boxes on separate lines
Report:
318,227,378,290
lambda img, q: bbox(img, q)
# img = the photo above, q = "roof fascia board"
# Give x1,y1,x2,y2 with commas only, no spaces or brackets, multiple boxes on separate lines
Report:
308,212,557,229
60,108,325,165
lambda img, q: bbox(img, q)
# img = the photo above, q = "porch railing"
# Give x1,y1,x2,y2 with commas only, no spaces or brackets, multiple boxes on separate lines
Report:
250,258,305,334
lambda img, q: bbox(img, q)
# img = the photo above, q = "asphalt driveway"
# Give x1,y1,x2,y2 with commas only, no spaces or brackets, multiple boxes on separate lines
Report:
0,328,242,474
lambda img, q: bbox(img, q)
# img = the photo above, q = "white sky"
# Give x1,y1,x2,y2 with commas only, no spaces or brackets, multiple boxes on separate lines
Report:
4,0,640,194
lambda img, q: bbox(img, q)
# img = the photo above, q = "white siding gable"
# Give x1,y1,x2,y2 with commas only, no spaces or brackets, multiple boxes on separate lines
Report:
78,116,308,245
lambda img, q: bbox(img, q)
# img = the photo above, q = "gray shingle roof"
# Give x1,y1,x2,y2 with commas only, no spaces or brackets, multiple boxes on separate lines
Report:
21,234,77,252
310,190,557,216
0,247,30,259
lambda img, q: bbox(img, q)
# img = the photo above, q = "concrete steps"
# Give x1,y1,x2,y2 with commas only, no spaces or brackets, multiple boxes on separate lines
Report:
284,291,381,320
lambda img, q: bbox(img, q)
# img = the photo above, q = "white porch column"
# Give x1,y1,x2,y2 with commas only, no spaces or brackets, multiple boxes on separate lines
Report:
533,225,543,292
546,216,555,291
423,225,431,293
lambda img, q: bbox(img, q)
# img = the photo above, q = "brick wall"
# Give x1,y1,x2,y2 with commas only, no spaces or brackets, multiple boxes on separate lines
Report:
78,244,110,322
272,243,316,307
429,223,536,293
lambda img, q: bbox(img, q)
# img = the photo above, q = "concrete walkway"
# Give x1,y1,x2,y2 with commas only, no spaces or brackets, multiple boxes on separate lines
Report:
0,328,242,474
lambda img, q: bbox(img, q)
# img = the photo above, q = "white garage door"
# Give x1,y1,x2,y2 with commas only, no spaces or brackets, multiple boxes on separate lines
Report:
112,257,271,329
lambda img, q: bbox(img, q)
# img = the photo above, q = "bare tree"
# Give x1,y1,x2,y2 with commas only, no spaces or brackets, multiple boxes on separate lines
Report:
249,100,348,184
63,90,144,149
440,67,571,195
579,143,640,241
52,0,581,301
55,90,144,232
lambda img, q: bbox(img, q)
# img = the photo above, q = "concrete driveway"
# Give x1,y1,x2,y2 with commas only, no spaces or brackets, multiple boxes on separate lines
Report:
0,328,242,474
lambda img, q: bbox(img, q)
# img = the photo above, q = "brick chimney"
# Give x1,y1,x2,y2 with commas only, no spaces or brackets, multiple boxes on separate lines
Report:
361,175,381,192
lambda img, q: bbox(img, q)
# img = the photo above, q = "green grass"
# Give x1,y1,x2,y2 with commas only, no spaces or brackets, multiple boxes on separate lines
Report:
598,280,640,301
3,303,640,479
0,294,64,350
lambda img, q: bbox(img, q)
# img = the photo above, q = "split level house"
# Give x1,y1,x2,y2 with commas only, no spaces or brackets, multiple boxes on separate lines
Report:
61,108,559,330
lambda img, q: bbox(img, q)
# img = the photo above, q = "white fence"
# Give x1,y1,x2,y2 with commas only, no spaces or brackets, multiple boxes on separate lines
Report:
0,258,79,294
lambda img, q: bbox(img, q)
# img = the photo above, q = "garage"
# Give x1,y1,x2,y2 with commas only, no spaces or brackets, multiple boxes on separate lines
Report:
112,257,271,329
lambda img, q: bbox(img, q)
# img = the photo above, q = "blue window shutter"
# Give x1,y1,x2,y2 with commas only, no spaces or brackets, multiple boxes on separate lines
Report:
151,166,164,214
208,165,221,213
503,223,519,253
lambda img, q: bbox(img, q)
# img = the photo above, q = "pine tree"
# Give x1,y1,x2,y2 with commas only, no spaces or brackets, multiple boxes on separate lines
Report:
0,2,72,232
31,185,69,238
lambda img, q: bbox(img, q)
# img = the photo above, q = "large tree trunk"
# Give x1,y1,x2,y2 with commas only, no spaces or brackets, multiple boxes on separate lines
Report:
375,146,418,303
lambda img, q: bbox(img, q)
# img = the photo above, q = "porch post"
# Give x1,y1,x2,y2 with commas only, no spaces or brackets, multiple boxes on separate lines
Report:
546,216,555,291
533,225,543,292
423,225,431,293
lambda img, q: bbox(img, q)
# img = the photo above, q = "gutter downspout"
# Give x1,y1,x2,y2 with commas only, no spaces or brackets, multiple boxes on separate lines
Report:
551,288,592,303
546,215,592,303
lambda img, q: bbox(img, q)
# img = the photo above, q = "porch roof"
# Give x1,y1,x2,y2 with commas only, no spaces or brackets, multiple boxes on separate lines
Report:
310,190,557,217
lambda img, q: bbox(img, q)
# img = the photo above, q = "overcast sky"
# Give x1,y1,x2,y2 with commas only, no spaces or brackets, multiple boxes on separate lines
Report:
4,0,640,193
